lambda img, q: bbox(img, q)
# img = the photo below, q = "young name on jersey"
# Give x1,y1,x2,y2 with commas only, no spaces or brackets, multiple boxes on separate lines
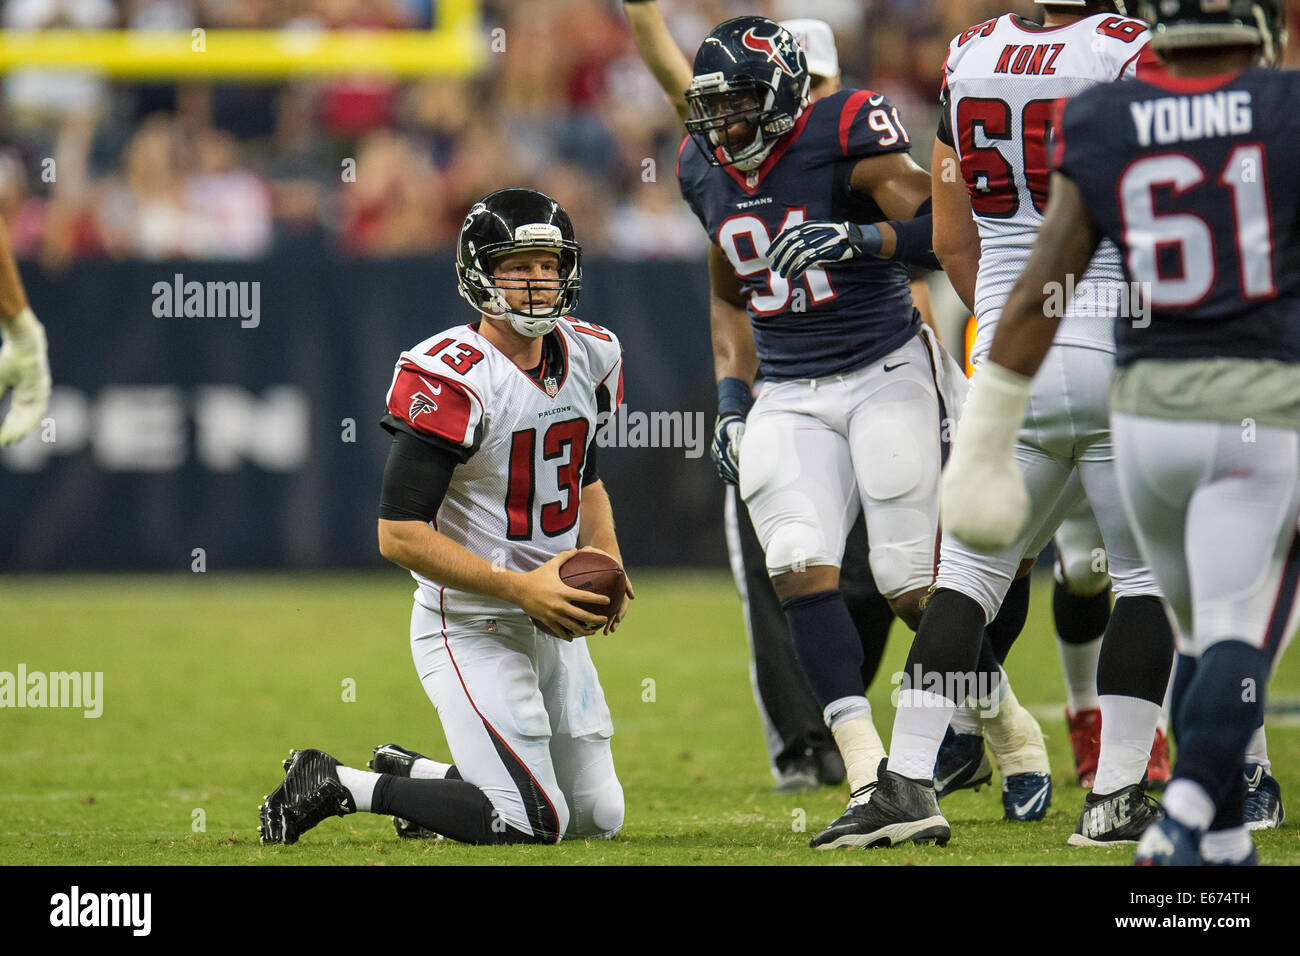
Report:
1056,67,1300,365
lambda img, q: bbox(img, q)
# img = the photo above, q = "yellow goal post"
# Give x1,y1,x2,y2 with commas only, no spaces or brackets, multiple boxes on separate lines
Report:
0,0,485,79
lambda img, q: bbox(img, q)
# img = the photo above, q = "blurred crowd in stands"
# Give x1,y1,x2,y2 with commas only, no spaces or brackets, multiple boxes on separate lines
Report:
2,0,1293,265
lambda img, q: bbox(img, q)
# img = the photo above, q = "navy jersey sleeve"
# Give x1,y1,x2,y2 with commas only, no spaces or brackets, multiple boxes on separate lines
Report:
829,89,914,161
676,136,712,235
1051,90,1102,182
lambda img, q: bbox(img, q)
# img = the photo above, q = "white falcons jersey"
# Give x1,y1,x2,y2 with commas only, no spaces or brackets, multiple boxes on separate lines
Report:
384,317,624,621
942,13,1151,360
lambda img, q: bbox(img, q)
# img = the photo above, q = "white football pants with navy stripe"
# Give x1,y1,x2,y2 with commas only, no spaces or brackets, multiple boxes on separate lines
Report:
1111,413,1300,662
940,345,1160,622
409,602,624,842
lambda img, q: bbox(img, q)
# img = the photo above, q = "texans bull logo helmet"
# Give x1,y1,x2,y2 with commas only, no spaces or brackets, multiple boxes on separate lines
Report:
684,16,811,171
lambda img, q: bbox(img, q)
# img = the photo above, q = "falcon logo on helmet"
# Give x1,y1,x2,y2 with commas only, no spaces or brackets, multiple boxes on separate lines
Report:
455,188,582,338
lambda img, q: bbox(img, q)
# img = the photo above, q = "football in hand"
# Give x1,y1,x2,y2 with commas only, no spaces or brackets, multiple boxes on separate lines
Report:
533,550,626,638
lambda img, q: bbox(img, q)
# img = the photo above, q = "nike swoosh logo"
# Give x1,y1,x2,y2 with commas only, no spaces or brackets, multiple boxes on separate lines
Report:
869,95,885,105
934,765,965,792
1244,766,1264,789
419,375,443,396
883,362,910,372
1013,783,1050,818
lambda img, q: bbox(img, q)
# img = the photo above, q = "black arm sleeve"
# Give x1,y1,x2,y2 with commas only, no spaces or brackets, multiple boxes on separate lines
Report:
582,433,600,487
378,429,462,522
937,92,954,147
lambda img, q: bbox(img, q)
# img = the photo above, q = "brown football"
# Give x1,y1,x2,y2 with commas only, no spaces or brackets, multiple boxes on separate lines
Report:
533,550,626,637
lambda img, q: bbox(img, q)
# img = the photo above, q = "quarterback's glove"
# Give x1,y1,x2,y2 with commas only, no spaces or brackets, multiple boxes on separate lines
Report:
767,220,882,280
711,412,745,485
940,361,1032,553
0,307,50,446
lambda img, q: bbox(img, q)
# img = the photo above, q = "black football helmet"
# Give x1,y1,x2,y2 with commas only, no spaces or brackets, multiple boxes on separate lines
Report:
684,16,810,171
456,188,581,337
1136,0,1285,65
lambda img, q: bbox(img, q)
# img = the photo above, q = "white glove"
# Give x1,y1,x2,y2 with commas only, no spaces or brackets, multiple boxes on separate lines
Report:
0,307,51,445
940,361,1032,553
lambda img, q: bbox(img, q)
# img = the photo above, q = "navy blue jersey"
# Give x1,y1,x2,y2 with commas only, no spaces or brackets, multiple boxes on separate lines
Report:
677,88,922,381
1055,67,1300,366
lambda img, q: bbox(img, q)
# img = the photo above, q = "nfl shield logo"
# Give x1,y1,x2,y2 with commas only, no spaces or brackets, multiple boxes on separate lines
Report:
544,376,559,397
486,619,497,633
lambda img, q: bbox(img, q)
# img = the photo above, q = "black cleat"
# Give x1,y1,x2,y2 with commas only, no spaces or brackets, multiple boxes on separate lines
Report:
258,748,355,845
1068,783,1162,847
369,743,428,776
810,759,950,850
1243,763,1285,830
369,743,442,840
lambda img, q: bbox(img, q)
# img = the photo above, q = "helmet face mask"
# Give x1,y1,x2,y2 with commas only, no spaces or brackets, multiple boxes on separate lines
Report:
456,190,581,337
1136,0,1286,66
684,17,809,172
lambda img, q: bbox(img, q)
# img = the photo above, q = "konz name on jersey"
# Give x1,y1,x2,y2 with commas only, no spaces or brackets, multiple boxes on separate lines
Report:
1130,90,1252,147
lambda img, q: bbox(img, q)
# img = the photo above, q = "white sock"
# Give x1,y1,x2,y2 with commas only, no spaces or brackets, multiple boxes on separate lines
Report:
1057,636,1101,714
948,703,982,736
980,674,1048,776
889,689,956,781
1200,826,1253,864
411,757,454,780
1244,725,1270,772
1093,694,1160,793
336,765,379,812
829,709,887,794
1162,779,1215,830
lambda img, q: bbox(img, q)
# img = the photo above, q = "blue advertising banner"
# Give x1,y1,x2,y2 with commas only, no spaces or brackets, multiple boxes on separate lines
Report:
0,254,724,571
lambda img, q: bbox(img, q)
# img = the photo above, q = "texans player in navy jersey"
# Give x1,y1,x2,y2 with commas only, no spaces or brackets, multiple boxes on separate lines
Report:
670,14,1012,849
944,0,1295,864
624,1,895,795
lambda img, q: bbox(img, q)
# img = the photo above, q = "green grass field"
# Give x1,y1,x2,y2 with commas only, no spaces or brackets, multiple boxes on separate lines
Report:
1,570,1296,866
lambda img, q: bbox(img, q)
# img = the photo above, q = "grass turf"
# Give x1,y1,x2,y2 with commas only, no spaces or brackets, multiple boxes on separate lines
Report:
1,570,1296,866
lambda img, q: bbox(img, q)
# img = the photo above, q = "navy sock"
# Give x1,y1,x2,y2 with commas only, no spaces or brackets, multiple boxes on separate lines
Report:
1171,640,1269,812
371,775,544,845
780,589,866,707
1096,595,1175,704
1053,581,1111,644
986,574,1031,663
1170,651,1198,745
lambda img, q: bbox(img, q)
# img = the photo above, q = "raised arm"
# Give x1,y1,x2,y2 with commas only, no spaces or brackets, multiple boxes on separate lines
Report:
623,0,694,123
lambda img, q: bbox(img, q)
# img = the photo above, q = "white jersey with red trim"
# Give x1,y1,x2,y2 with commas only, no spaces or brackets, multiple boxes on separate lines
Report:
942,12,1152,359
384,317,624,621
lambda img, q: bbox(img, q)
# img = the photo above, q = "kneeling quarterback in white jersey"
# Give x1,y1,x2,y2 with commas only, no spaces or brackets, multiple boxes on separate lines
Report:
259,188,632,846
